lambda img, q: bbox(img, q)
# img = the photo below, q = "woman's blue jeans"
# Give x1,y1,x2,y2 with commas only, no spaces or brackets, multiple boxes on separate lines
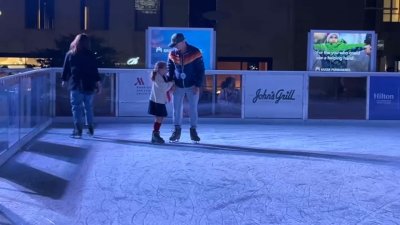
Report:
70,90,94,127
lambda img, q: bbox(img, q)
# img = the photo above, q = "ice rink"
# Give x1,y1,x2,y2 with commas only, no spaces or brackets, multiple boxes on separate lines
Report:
1,119,400,225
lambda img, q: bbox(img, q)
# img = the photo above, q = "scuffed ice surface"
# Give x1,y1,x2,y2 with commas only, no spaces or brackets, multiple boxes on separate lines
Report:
0,120,399,225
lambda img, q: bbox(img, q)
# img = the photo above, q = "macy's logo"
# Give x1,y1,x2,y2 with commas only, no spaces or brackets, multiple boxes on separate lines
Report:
134,77,145,86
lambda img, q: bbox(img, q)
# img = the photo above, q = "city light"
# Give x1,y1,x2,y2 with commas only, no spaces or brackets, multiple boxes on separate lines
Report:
127,57,140,65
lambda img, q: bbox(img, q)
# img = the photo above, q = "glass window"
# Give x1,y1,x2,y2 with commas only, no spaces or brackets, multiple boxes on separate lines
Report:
25,0,54,29
80,0,110,30
383,0,400,22
134,0,162,31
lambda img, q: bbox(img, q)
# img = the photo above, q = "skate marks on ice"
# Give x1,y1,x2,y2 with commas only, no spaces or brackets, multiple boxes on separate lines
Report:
0,203,29,225
85,137,400,225
92,136,400,167
3,128,400,224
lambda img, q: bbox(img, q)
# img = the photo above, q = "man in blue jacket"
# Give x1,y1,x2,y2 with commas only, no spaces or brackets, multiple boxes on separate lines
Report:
167,33,205,142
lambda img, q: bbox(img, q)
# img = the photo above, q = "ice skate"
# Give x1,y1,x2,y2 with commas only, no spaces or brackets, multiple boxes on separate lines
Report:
87,124,94,136
151,131,165,144
70,124,82,139
169,126,181,142
190,127,200,143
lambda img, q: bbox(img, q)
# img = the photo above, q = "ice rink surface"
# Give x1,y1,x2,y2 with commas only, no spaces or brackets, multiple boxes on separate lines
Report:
0,119,400,225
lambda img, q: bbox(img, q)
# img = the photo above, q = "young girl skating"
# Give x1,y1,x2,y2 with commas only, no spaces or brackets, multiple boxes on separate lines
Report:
148,61,174,144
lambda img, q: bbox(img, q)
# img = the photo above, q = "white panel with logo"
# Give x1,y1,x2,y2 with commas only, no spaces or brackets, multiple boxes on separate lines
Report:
244,75,304,118
118,70,153,116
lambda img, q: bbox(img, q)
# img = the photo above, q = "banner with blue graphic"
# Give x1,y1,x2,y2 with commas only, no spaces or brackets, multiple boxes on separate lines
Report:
146,27,215,69
369,76,400,120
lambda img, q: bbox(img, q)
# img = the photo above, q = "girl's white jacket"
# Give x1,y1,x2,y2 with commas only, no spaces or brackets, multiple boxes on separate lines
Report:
149,73,174,104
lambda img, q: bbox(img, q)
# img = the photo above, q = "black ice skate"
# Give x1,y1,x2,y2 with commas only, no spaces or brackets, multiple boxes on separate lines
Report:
87,124,94,136
70,124,82,139
169,126,181,142
190,127,200,143
151,131,165,144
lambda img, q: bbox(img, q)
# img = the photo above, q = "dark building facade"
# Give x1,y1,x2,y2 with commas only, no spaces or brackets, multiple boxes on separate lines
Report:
0,0,398,71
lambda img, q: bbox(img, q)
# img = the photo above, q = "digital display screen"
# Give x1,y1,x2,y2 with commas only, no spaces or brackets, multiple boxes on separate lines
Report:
146,27,215,69
308,30,376,72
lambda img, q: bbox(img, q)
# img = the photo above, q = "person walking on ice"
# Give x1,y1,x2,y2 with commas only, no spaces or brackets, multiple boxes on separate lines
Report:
62,33,102,138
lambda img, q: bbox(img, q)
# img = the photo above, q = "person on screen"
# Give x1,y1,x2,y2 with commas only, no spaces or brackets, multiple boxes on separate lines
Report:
218,77,240,105
315,33,368,51
167,33,205,143
62,33,102,138
217,77,241,115
313,33,371,71
148,61,174,144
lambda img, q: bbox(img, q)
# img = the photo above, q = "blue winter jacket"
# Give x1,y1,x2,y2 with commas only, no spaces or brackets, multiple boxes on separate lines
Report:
167,44,205,88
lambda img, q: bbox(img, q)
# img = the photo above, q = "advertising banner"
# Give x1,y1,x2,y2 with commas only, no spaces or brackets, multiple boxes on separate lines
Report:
146,27,215,69
118,70,154,116
307,30,376,72
369,76,400,120
244,75,304,118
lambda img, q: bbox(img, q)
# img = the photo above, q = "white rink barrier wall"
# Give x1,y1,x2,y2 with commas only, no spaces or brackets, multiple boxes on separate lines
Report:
116,69,400,120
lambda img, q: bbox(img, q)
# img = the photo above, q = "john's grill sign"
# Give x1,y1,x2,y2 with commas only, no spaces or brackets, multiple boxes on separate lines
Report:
252,89,296,103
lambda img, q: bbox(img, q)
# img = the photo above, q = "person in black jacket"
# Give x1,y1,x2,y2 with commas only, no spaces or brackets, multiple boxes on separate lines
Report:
167,33,205,142
62,33,102,138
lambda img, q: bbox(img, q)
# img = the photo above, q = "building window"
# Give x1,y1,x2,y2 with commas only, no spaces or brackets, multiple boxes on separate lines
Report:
383,0,400,22
80,0,110,30
25,0,54,29
134,0,162,31
189,0,216,28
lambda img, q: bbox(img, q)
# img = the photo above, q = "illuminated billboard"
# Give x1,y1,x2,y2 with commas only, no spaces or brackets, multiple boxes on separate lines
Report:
307,30,377,72
146,27,215,69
